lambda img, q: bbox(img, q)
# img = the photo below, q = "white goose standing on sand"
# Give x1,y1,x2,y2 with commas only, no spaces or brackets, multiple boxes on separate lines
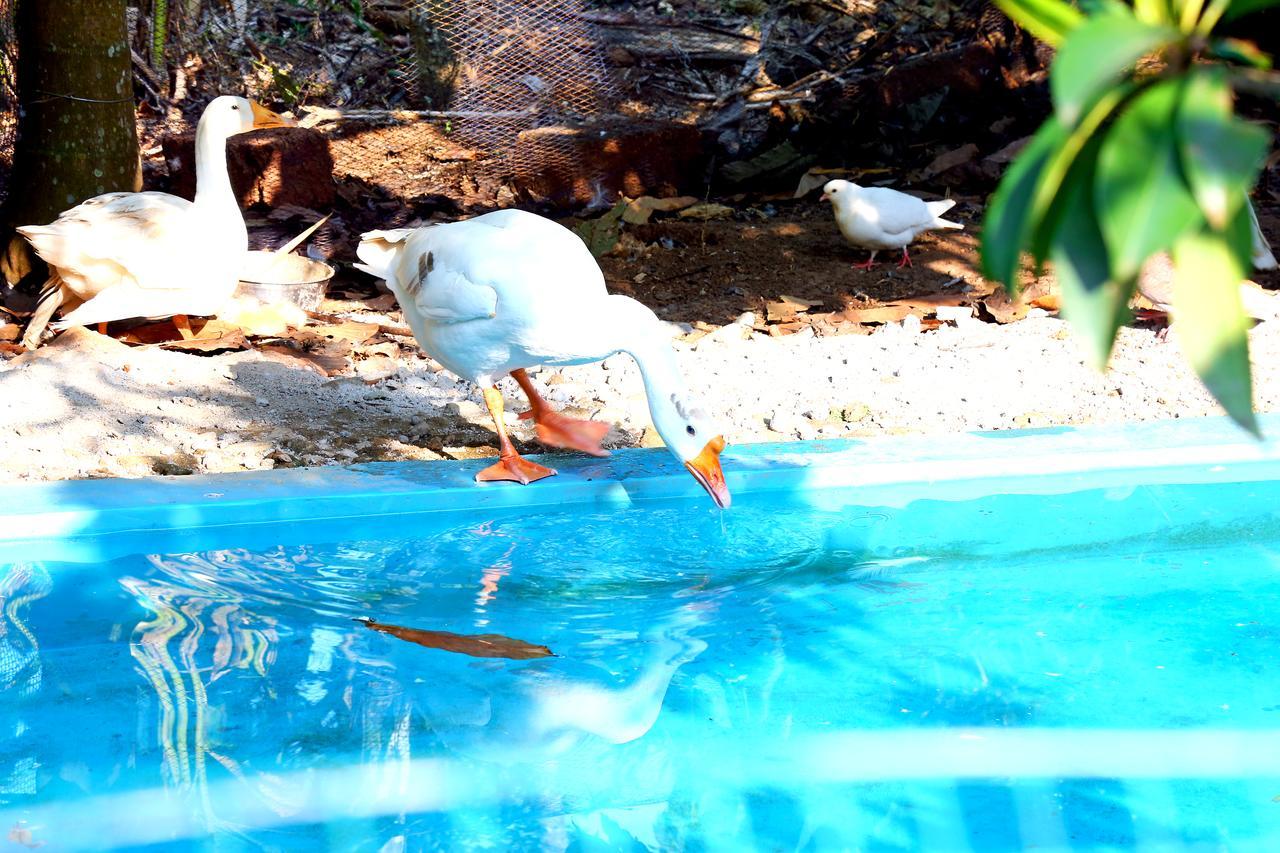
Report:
822,178,963,269
356,209,730,508
18,95,291,348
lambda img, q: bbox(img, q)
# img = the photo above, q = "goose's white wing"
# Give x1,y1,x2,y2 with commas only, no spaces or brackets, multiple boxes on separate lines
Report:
389,209,605,326
20,192,206,297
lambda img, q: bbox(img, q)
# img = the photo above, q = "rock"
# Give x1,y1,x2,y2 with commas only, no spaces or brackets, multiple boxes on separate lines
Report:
151,453,198,476
446,399,487,422
766,410,802,435
935,305,976,327
840,403,871,423
203,440,273,471
356,356,399,384
694,323,751,350
268,448,297,466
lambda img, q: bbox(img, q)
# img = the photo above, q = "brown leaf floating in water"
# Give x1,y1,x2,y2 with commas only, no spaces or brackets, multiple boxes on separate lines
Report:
356,617,554,660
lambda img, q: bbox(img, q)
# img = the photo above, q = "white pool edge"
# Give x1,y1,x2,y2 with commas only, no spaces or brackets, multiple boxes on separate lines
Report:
1,413,1277,543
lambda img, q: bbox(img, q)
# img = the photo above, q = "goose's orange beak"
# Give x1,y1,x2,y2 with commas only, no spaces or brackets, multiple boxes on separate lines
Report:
685,435,730,509
250,100,293,129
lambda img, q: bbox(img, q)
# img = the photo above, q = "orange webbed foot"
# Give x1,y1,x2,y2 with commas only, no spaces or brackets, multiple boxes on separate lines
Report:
521,410,611,457
475,454,557,485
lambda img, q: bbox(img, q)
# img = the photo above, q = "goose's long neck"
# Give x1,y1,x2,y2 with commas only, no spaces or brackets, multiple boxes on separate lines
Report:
606,296,689,431
192,120,237,213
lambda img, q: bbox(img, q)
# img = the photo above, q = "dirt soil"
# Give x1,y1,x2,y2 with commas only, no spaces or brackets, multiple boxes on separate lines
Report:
597,195,1022,328
3,194,1280,485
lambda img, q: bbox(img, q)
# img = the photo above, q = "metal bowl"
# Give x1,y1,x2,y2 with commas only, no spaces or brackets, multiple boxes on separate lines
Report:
235,250,335,311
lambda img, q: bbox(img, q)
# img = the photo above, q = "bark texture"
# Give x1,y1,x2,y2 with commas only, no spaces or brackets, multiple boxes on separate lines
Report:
1,0,140,284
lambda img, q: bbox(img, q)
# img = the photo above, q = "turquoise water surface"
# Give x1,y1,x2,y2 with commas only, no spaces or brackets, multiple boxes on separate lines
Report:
2,471,1280,850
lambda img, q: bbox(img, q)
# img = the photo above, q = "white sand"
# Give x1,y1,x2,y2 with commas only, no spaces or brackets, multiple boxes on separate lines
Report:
2,309,1277,483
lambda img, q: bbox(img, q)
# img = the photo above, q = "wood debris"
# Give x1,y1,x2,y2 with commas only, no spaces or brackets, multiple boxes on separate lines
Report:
257,344,350,377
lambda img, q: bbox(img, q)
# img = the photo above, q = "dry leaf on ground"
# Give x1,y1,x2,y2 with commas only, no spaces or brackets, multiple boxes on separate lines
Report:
363,293,399,311
622,195,700,225
310,321,380,343
357,617,554,660
160,320,250,353
842,305,916,325
678,202,734,221
920,143,978,179
258,344,349,377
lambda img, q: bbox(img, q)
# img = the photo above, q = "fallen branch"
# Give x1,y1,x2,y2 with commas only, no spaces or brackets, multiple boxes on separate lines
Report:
298,106,538,127
130,48,170,108
304,309,413,338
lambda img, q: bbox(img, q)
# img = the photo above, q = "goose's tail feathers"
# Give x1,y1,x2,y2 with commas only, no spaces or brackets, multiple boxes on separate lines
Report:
21,275,63,350
356,228,417,281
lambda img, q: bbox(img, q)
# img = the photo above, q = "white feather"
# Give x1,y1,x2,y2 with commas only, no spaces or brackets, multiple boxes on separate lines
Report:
352,209,727,473
823,179,963,254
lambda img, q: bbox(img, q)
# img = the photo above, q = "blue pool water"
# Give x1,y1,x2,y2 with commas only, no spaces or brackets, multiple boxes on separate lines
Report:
2,435,1280,850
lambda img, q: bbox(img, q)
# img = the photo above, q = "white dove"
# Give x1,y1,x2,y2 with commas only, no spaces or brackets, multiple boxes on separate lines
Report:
821,179,963,269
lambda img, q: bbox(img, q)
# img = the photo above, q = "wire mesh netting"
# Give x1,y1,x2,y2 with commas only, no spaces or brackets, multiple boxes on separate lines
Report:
407,0,622,191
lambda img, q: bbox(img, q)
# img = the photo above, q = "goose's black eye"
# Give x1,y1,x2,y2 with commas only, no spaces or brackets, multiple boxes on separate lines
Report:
231,104,239,110
686,425,696,436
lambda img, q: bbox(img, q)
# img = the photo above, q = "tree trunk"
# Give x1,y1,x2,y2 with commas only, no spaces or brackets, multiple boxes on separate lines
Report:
1,0,140,286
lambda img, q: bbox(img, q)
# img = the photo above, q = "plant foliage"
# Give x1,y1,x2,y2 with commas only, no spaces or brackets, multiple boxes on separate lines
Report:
983,0,1279,435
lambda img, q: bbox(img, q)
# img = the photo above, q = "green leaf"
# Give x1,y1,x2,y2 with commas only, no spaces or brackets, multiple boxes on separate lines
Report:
993,0,1085,47
572,200,627,258
1222,0,1280,22
1178,0,1210,30
980,117,1067,292
1051,151,1135,368
1170,209,1259,435
1209,37,1273,69
1177,68,1271,230
1051,12,1177,126
1133,0,1171,25
981,83,1135,294
1029,83,1138,265
1095,79,1205,282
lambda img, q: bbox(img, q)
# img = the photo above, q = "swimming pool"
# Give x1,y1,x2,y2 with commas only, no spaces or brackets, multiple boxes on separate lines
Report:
2,416,1279,850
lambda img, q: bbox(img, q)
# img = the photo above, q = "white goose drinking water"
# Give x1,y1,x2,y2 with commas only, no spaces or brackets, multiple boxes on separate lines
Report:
355,209,730,508
18,95,291,348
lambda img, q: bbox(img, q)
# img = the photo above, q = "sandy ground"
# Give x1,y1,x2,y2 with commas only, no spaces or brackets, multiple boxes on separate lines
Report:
3,301,1278,484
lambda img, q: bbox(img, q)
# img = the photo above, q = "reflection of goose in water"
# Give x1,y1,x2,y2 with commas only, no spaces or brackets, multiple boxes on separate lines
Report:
0,563,51,797
122,559,295,830
411,610,707,765
0,563,49,696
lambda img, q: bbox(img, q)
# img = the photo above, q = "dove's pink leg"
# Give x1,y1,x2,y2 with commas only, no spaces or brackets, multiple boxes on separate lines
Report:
898,248,913,268
512,368,611,457
852,250,878,270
